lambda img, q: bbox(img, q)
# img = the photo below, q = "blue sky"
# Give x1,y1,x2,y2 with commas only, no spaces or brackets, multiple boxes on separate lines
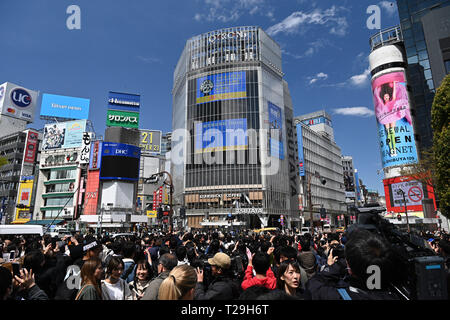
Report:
0,0,401,194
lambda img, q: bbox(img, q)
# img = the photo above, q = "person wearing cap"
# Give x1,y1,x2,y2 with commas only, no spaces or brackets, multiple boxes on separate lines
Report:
194,252,239,300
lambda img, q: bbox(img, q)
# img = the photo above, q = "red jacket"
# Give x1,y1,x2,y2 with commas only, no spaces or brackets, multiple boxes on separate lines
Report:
241,265,276,290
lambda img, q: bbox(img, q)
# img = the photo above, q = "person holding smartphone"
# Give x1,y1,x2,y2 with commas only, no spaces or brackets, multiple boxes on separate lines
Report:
0,266,49,300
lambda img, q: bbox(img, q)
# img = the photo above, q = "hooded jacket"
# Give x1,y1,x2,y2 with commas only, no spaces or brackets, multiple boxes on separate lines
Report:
241,265,276,291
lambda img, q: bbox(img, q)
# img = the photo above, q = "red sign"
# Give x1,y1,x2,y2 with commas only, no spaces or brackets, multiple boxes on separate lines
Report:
24,130,38,164
383,175,436,214
83,170,100,215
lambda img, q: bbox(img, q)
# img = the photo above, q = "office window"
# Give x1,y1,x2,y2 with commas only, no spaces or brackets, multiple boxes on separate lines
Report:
445,60,450,74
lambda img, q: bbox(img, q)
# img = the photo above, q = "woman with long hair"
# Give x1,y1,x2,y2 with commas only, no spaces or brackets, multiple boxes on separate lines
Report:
75,258,103,300
276,260,304,299
101,256,132,300
158,264,197,300
129,260,153,300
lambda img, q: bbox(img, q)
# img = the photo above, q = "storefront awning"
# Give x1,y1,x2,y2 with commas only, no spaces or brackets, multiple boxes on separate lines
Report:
25,219,65,225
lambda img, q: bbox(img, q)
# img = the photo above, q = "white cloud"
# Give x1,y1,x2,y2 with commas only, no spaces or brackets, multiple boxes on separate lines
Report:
266,6,348,37
309,72,328,84
333,107,375,117
379,1,397,16
349,68,371,86
194,0,270,23
282,38,330,59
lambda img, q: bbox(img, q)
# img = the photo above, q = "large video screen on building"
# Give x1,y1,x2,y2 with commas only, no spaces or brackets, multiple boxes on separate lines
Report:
40,93,90,120
42,120,87,150
100,142,140,181
196,71,246,104
371,71,418,169
194,118,248,153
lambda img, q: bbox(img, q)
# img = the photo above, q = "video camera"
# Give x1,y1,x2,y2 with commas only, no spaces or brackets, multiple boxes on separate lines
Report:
349,205,447,300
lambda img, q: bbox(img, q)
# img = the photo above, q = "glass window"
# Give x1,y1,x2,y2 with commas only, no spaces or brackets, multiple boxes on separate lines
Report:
419,59,430,69
424,69,432,80
408,55,419,64
416,41,426,51
445,60,450,74
418,50,428,61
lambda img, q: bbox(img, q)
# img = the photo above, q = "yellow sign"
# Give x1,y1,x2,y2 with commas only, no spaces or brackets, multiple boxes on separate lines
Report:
147,210,157,218
14,179,34,223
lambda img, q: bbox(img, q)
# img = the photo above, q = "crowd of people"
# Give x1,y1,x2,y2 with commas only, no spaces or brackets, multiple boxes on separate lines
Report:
1,225,449,301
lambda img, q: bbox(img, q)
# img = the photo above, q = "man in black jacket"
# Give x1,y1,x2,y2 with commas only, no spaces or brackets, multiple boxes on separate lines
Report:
304,228,399,300
195,252,239,300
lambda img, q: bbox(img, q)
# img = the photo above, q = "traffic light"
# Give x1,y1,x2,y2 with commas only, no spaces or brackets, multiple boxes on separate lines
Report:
397,214,402,221
180,207,186,219
157,207,163,219
320,207,326,219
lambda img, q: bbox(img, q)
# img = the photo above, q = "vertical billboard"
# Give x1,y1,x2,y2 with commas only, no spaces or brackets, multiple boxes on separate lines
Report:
383,176,436,216
371,71,418,168
0,82,38,123
268,102,284,159
194,118,248,153
40,94,90,120
23,130,39,164
296,124,305,176
89,141,102,170
107,91,140,129
196,71,246,104
42,120,87,150
139,130,162,155
14,177,34,222
84,170,100,215
79,132,93,164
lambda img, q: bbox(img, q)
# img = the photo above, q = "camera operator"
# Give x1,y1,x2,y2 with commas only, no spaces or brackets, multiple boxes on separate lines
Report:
194,252,240,300
305,228,399,300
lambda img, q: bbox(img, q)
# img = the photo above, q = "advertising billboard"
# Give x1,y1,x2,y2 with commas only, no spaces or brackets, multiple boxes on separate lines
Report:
89,141,102,170
23,130,39,164
302,116,332,127
84,170,100,215
108,91,140,112
194,118,248,154
196,71,246,104
106,109,139,128
371,71,418,169
268,102,284,159
139,130,162,155
79,132,93,164
0,82,38,123
383,176,436,216
40,93,90,120
296,124,305,176
42,120,87,150
100,142,140,181
14,178,34,222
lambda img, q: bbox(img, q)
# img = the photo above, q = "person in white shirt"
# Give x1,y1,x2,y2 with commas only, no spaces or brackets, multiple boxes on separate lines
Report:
101,256,132,300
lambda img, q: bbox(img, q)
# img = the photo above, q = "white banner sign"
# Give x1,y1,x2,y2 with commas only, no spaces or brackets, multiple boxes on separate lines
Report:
391,180,424,207
79,132,92,164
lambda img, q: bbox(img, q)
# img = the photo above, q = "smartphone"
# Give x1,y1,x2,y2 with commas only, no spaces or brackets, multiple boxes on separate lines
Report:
12,263,21,277
9,251,15,260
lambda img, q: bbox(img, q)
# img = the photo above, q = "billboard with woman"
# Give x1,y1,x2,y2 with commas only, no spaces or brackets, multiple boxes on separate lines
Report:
371,71,418,169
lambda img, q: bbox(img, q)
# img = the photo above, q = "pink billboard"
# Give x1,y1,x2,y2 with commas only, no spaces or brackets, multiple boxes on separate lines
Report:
371,71,418,168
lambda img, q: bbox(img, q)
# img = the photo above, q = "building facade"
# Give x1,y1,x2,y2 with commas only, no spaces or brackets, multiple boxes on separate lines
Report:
294,111,346,226
0,129,41,224
172,26,299,229
396,0,450,153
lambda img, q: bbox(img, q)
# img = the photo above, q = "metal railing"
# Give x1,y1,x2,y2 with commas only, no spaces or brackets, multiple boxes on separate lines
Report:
369,26,403,52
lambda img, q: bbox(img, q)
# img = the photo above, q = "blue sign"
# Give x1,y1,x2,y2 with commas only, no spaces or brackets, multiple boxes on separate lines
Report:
196,71,246,104
40,94,90,120
108,91,140,112
302,116,332,127
194,118,248,153
296,124,305,176
268,102,284,159
102,142,141,158
11,88,32,108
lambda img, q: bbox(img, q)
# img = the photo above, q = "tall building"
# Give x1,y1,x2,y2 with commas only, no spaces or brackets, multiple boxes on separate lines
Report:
0,129,41,224
396,0,450,153
172,26,299,229
294,111,346,226
342,155,357,204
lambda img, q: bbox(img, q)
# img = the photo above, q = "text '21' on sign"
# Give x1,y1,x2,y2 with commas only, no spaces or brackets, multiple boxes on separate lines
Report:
139,130,162,155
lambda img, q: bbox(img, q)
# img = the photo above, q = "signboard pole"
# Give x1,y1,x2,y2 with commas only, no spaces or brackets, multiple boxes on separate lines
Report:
398,189,410,233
